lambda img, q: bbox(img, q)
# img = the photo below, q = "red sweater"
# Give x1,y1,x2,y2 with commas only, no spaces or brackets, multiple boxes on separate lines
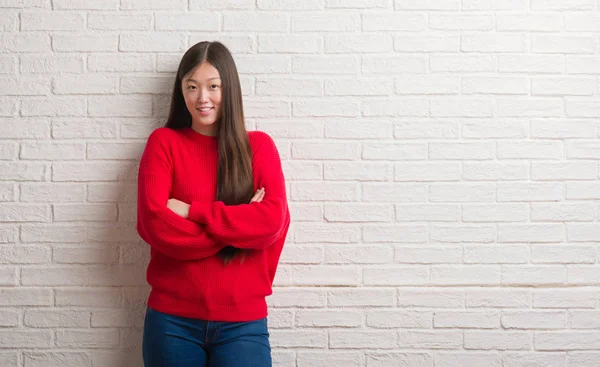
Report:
137,127,290,322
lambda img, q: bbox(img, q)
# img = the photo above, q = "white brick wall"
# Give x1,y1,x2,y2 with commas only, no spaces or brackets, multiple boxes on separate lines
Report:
1,0,600,366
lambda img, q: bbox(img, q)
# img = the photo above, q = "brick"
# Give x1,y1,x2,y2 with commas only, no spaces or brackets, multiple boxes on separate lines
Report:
463,0,527,10
0,34,50,52
462,77,528,95
325,245,392,264
368,310,432,328
259,0,324,9
364,266,429,286
532,77,596,96
0,163,45,181
120,33,185,52
268,288,325,308
326,34,392,53
326,78,392,96
292,141,359,160
502,265,566,285
431,225,496,243
532,0,596,10
431,266,500,285
434,311,499,329
282,161,322,180
257,78,322,96
430,183,495,202
395,162,461,181
431,98,493,117
270,330,327,348
0,288,51,306
297,310,361,328
395,246,462,264
536,332,600,350
430,142,494,160
294,223,359,243
324,203,392,222
190,0,254,9
326,0,387,8
287,203,322,222
396,121,459,139
280,245,323,264
531,245,595,264
464,331,531,350
429,14,493,30
324,162,391,181
395,75,460,94
0,204,48,222
566,99,600,117
503,353,565,367
395,35,460,52
498,141,563,159
55,288,121,307
363,224,427,243
292,12,357,31
395,204,460,222
569,224,600,241
24,352,92,367
531,119,597,138
330,330,397,349
88,54,153,72
532,202,595,221
53,0,117,9
363,55,427,74
56,330,119,348
363,183,426,203
259,35,320,53
363,142,427,159
364,98,428,117
121,0,185,9
431,54,494,72
0,76,51,96
532,162,597,180
462,34,526,53
224,12,287,32
464,245,529,264
298,352,363,367
397,331,462,349
502,311,566,330
567,56,600,74
463,162,528,181
498,182,562,202
534,289,597,309
156,13,218,31
21,55,84,74
466,289,530,308
532,36,595,54
497,13,561,31
24,310,90,328
363,13,425,31
21,11,84,30
0,56,17,74
399,288,464,308
329,289,395,307
499,224,564,242
244,100,290,118
499,55,564,74
292,55,356,75
292,265,359,286
0,330,53,348
436,353,501,367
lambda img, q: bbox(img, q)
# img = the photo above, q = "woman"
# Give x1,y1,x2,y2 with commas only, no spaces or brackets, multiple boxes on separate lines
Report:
137,41,290,366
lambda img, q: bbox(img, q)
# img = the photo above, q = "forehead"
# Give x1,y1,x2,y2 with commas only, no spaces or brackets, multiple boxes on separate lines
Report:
184,62,221,82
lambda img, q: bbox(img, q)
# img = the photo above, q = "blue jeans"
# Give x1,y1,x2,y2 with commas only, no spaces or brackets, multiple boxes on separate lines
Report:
142,306,272,367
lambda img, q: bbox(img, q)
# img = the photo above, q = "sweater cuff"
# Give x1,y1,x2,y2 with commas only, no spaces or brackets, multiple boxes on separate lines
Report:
188,201,212,224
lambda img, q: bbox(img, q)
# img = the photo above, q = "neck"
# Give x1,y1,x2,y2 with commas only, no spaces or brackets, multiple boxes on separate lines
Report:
191,123,217,137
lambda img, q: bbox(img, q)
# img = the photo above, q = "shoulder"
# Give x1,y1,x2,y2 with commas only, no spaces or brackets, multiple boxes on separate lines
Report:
147,127,178,143
248,130,275,150
248,130,280,159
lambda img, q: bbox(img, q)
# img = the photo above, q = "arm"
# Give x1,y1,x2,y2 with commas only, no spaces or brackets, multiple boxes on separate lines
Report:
187,131,289,250
137,129,223,261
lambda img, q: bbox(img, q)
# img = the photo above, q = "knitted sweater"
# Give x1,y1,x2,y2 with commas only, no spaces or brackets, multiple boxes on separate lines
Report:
137,127,290,321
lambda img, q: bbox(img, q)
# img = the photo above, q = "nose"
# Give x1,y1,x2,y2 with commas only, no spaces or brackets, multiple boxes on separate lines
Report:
197,88,209,103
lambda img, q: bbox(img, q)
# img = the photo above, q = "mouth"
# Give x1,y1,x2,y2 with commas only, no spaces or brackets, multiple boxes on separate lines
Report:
196,107,214,116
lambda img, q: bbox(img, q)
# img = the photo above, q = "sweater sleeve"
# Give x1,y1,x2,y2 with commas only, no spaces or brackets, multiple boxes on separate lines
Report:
187,131,288,250
137,128,223,261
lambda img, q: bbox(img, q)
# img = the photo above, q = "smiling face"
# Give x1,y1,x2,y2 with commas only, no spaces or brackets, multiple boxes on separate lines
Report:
181,62,222,136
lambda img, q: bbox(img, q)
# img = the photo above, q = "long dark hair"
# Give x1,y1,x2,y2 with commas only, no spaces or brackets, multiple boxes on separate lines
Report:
165,41,254,264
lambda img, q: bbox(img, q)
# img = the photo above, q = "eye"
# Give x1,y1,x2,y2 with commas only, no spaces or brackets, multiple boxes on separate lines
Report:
187,85,196,90
210,84,220,90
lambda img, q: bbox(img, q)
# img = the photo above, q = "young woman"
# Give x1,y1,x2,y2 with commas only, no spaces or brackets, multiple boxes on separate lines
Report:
137,41,290,367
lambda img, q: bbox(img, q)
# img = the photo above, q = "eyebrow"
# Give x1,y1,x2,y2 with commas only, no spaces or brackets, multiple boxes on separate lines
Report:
185,77,221,83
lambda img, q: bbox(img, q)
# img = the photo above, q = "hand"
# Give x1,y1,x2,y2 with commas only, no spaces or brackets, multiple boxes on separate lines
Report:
250,187,265,203
167,198,190,219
